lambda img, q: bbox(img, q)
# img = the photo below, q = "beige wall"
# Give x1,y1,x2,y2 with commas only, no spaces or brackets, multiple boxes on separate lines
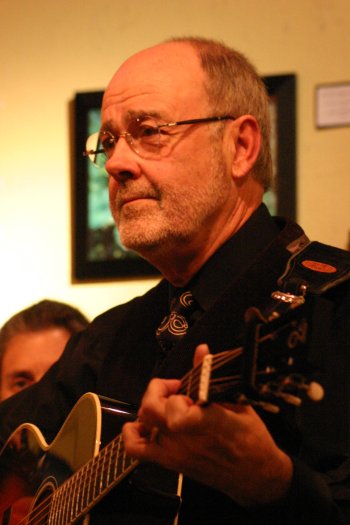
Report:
1,0,349,325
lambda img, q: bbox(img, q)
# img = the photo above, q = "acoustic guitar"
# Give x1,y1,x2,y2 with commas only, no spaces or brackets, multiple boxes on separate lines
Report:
0,301,323,525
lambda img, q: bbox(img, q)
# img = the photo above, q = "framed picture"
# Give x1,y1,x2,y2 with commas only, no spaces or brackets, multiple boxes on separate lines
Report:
72,74,296,281
263,74,296,220
72,90,160,281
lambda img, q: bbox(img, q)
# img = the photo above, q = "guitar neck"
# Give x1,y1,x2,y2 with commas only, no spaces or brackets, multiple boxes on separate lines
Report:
1,299,316,525
48,433,138,524
180,302,313,409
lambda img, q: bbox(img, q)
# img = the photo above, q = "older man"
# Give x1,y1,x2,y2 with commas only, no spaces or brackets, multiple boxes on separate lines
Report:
1,38,350,524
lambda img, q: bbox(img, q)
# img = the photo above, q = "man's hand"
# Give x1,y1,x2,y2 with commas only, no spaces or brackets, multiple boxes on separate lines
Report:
122,344,293,507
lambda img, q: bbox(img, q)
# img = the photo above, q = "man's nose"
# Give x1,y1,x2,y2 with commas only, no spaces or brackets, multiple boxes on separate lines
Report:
105,136,142,180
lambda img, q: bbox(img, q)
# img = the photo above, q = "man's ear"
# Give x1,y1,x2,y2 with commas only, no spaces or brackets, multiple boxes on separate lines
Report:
230,115,261,179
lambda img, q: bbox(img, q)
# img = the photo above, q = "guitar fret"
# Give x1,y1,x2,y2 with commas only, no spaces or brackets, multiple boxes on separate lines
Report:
85,456,93,505
106,441,113,486
58,485,65,525
54,486,64,525
117,445,126,477
92,453,100,501
48,490,57,525
108,438,115,482
69,476,76,523
87,457,94,509
64,477,72,525
68,479,75,523
73,466,82,519
59,491,65,525
110,438,118,481
122,449,127,473
125,454,134,471
113,435,122,479
79,463,87,511
70,475,78,523
99,446,107,495
76,465,88,516
52,498,57,525
61,482,68,525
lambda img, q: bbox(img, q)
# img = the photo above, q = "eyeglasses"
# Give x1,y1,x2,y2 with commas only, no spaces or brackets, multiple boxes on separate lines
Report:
84,115,236,168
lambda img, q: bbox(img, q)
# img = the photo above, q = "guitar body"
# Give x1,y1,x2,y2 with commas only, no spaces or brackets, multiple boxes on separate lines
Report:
0,300,318,525
0,393,136,525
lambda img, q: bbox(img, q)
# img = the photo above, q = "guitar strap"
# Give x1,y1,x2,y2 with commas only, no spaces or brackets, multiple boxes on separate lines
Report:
278,240,350,296
245,240,350,326
241,240,350,405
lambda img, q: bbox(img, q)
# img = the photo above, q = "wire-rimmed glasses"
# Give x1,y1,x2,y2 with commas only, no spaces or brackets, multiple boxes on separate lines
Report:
84,115,236,168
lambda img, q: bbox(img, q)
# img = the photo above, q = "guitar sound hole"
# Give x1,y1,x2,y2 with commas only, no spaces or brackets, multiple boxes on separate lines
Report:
30,480,55,525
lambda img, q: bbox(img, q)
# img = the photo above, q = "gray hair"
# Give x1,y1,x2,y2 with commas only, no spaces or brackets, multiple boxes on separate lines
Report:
167,37,273,189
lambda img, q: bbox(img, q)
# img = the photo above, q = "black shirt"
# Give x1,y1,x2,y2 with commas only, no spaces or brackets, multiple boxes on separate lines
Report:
1,206,350,524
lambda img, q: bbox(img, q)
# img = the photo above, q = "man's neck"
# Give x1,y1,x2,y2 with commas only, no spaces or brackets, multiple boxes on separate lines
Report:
145,202,262,286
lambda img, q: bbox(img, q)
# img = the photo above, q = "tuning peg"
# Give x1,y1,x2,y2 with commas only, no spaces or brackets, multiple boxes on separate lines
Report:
259,383,302,406
253,400,280,413
282,375,324,403
305,381,324,402
273,391,302,406
236,393,280,413
265,382,324,406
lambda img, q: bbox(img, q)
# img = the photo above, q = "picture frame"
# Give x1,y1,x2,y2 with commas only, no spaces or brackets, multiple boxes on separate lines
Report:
263,74,296,220
72,74,296,281
72,90,161,281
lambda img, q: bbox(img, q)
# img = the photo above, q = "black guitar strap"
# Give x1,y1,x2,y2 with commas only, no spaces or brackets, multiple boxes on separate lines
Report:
246,239,350,328
242,241,350,404
278,240,350,295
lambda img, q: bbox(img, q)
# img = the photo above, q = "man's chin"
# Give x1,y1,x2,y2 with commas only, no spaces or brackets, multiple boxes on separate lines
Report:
119,229,161,255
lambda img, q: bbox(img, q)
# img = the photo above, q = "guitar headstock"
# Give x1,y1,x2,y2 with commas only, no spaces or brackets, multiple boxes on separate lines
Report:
185,298,324,412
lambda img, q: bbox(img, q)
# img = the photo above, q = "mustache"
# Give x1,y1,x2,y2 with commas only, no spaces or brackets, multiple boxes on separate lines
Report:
114,184,161,207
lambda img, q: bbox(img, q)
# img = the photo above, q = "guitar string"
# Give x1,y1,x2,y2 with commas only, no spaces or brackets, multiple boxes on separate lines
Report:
13,318,302,523
180,347,242,397
16,347,243,525
14,432,133,525
179,348,231,392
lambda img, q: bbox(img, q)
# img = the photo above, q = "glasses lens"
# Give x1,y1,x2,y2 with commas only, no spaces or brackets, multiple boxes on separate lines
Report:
85,132,107,168
128,117,161,158
85,117,163,165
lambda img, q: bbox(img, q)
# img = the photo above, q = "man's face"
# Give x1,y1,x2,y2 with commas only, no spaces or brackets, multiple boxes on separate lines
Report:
0,327,71,400
101,42,236,263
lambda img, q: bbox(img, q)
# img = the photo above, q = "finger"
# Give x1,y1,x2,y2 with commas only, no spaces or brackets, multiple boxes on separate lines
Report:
138,378,181,427
123,421,167,463
193,343,210,368
165,394,198,432
122,421,149,451
142,378,182,406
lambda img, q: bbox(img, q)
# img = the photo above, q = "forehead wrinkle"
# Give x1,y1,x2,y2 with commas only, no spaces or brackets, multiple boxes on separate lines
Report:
101,109,169,132
102,86,156,111
102,44,208,128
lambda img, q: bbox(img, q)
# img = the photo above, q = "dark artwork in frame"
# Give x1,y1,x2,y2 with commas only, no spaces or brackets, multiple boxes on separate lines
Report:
72,74,296,281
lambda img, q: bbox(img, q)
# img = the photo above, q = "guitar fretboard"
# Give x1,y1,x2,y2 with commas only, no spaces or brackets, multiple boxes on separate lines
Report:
27,433,137,525
21,309,309,525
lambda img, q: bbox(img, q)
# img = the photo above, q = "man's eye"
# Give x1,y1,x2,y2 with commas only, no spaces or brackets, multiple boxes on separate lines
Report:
13,378,33,392
101,135,115,152
140,125,158,137
132,123,159,142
